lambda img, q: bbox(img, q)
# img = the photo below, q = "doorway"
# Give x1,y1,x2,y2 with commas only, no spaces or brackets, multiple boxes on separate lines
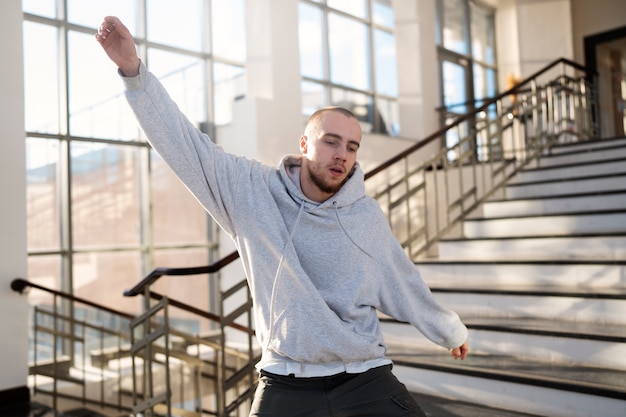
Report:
584,26,626,138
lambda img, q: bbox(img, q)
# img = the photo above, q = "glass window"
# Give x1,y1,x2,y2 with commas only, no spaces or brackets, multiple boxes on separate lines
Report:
442,60,467,114
331,88,373,132
22,0,243,358
23,22,59,134
373,0,394,28
213,62,246,126
148,49,208,127
328,0,368,19
147,0,205,51
26,138,60,251
27,256,61,295
471,4,495,65
67,0,137,32
299,3,325,80
69,31,139,140
301,80,327,118
374,29,398,96
70,142,140,248
328,13,371,91
442,0,468,55
299,0,399,136
22,0,56,18
73,251,143,314
152,150,210,245
212,0,247,61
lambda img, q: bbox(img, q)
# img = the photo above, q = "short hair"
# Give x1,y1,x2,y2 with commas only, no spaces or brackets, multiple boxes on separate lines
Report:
304,106,358,137
307,106,357,126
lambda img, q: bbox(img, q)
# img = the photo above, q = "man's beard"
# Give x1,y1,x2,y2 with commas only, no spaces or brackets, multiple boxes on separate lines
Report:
307,163,353,195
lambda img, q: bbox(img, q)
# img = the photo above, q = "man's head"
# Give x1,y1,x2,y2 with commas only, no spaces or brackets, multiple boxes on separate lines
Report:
299,106,362,202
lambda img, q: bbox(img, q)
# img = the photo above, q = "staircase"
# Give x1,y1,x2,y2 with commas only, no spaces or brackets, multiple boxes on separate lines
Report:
382,137,626,417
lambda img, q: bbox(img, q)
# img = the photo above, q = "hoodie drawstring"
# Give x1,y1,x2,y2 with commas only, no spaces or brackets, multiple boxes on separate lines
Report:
332,201,375,259
264,200,306,356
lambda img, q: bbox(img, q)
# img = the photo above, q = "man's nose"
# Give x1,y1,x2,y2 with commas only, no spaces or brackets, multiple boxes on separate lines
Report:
334,147,347,161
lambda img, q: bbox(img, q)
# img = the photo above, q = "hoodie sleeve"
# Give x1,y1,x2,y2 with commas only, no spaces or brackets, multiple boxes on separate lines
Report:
370,217,468,350
120,62,246,236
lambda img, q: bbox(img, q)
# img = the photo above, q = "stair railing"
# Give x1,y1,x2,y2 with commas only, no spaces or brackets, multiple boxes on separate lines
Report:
10,278,135,415
364,57,597,258
122,256,257,417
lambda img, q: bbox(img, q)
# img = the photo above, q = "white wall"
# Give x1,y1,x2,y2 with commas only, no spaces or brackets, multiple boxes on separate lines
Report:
571,0,626,64
496,0,575,86
0,0,29,394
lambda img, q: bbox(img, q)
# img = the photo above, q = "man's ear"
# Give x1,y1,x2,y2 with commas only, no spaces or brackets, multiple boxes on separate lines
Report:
299,135,307,154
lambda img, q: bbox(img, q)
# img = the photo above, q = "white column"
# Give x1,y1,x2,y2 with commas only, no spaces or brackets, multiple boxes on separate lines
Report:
393,0,440,140
219,0,303,166
0,0,29,394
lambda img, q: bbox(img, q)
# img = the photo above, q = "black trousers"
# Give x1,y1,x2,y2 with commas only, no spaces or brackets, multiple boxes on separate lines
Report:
249,364,427,417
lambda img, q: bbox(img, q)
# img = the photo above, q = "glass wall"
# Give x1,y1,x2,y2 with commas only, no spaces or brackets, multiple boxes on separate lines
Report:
22,0,246,317
298,0,399,136
436,0,497,159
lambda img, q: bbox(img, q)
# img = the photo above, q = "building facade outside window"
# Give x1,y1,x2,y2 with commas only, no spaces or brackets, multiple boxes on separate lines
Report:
22,0,245,329
298,0,400,136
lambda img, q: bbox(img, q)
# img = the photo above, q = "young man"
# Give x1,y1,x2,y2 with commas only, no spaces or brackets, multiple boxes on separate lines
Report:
96,16,469,417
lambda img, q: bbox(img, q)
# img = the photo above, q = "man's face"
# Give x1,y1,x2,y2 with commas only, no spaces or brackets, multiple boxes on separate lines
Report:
299,111,362,202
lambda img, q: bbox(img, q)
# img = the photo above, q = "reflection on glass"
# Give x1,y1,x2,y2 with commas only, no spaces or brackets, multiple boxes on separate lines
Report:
212,0,246,61
299,3,325,80
331,88,373,132
470,4,495,64
329,13,371,90
328,0,368,19
69,31,139,140
22,0,56,18
23,22,59,134
151,149,209,245
374,29,398,97
302,81,327,121
73,251,143,315
442,60,467,113
473,64,496,102
27,256,61,295
442,0,468,55
71,143,140,248
27,138,60,251
153,249,214,333
148,49,208,129
147,0,204,51
67,0,136,32
373,0,394,28
213,62,246,126
377,97,400,137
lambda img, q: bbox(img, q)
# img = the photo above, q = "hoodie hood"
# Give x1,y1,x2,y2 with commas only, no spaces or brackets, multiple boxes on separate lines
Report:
279,154,366,209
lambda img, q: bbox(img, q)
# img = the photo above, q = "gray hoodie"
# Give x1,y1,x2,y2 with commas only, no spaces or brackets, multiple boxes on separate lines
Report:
121,62,468,374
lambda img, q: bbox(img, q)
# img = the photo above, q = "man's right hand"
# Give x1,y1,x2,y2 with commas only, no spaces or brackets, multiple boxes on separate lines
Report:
95,16,141,77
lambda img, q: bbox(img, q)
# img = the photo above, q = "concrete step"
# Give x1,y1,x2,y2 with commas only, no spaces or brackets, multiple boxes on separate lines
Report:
389,351,626,417
437,235,626,261
416,260,626,288
530,143,626,168
411,392,543,417
479,190,626,217
431,288,626,325
462,210,626,238
382,318,626,370
504,173,626,199
546,136,626,155
510,158,626,184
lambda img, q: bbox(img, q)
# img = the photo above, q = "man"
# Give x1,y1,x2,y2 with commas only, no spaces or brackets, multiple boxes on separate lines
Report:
96,16,469,417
